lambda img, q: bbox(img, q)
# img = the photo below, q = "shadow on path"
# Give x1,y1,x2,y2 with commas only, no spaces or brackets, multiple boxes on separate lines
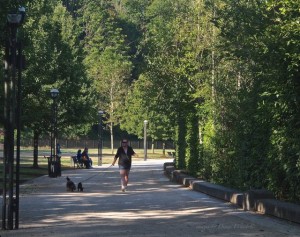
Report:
1,159,300,237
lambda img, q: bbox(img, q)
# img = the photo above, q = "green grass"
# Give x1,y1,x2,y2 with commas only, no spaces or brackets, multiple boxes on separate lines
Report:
17,165,49,182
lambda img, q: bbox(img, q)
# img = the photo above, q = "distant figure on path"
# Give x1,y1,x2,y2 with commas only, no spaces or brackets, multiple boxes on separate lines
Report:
56,143,61,156
112,139,137,192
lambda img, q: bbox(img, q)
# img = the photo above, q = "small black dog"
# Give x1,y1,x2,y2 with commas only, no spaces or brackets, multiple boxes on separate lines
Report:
77,182,83,192
66,177,76,192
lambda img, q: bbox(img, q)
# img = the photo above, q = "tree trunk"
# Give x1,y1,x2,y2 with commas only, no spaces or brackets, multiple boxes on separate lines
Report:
176,113,187,170
110,121,114,154
33,131,39,168
152,140,154,154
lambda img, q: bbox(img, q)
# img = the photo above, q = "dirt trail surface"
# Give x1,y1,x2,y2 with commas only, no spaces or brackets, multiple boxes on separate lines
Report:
1,159,300,237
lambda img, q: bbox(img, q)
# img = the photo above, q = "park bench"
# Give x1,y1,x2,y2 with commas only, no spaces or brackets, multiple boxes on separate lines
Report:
71,156,83,169
167,151,175,158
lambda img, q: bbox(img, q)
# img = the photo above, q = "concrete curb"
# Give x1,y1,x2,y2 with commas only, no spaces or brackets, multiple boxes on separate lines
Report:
164,162,300,224
256,199,300,224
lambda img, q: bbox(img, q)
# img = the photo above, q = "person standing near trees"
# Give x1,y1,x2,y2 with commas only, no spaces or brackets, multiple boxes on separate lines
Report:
112,139,137,192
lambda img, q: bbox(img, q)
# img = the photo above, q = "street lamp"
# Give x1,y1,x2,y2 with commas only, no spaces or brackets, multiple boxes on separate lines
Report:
50,89,59,177
144,120,148,161
98,110,104,166
50,88,59,99
2,6,26,230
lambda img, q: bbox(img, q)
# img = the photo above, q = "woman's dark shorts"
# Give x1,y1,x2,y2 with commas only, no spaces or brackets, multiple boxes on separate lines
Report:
119,165,131,170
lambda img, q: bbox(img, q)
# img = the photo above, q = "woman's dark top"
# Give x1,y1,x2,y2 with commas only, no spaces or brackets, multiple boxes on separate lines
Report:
114,146,135,169
77,150,82,162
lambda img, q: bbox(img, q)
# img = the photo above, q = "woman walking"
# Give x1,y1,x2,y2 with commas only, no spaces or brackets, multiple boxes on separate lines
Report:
112,139,137,192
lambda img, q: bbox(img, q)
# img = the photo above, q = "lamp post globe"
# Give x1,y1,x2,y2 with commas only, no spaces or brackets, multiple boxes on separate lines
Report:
50,88,59,99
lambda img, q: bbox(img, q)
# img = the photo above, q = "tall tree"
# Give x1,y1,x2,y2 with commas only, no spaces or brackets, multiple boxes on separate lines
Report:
212,0,300,201
80,0,133,152
22,0,96,167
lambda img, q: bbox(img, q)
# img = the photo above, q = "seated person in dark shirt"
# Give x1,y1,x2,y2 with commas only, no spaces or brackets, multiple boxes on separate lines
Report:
76,149,83,167
81,147,92,168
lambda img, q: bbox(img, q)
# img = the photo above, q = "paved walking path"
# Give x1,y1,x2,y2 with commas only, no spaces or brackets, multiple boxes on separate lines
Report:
1,159,300,237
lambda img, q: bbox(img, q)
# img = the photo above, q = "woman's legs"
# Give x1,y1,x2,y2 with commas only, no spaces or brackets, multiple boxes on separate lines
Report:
124,169,130,187
119,168,130,191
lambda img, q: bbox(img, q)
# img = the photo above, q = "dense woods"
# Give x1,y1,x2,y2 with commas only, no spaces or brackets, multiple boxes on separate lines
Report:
1,0,299,203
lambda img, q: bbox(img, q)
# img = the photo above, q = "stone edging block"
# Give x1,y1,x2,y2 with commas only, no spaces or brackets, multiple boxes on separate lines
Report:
243,189,275,211
163,162,175,171
256,199,300,224
191,180,243,206
163,162,300,225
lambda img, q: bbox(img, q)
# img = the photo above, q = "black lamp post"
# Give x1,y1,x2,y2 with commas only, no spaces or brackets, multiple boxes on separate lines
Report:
2,6,26,230
49,89,59,177
98,110,104,166
144,120,148,161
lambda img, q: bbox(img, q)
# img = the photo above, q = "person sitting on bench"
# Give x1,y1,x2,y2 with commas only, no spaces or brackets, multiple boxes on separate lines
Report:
76,149,83,167
82,147,92,168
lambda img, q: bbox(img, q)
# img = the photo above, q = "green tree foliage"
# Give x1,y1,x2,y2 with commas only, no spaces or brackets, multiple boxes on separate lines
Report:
175,113,187,169
185,104,200,176
79,0,133,151
135,0,216,169
118,0,151,79
211,0,300,201
119,0,300,202
120,73,173,140
128,0,200,161
21,0,96,166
